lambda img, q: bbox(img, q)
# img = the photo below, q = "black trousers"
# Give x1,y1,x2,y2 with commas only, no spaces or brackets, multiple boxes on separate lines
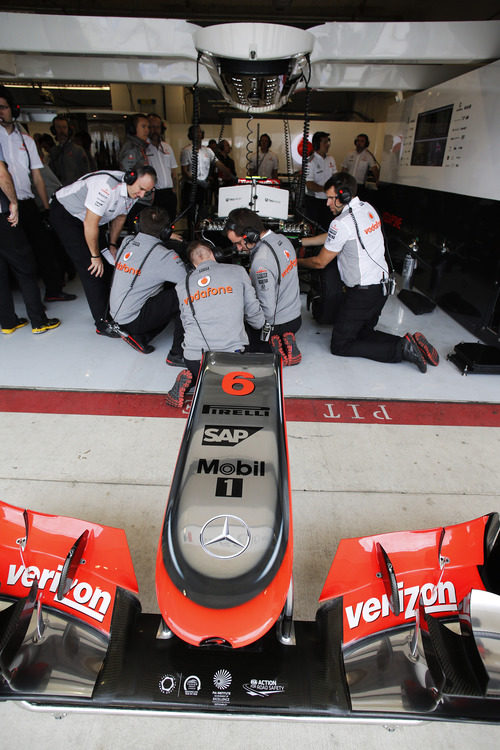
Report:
0,213,46,328
154,188,177,220
120,287,184,351
50,197,110,325
18,199,64,296
246,315,302,353
330,284,403,362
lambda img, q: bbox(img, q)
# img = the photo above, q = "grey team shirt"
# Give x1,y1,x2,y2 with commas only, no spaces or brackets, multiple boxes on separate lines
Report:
249,231,301,326
54,171,136,224
177,260,265,361
109,232,187,324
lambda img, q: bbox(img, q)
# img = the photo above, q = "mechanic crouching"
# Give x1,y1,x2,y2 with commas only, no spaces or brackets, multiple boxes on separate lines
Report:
225,208,302,365
165,241,265,408
50,166,157,336
109,207,186,358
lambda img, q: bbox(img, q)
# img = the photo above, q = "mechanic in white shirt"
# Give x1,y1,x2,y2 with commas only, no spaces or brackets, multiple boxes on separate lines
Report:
304,131,337,231
147,113,178,219
50,166,157,336
341,134,379,192
248,134,279,179
0,85,70,302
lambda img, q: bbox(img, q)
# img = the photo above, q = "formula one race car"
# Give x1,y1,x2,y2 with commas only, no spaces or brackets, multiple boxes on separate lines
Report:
1,352,500,722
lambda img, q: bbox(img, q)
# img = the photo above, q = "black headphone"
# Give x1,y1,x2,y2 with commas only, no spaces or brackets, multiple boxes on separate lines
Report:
79,170,137,186
0,86,20,120
50,115,74,137
224,218,260,246
160,225,174,243
125,113,148,138
123,169,137,185
354,134,370,148
336,186,352,205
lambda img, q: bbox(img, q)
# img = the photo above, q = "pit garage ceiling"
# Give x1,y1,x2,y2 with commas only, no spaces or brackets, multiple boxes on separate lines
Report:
0,6,499,117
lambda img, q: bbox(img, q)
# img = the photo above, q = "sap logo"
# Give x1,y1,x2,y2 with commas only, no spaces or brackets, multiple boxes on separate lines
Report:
344,580,457,630
202,425,263,446
6,563,112,623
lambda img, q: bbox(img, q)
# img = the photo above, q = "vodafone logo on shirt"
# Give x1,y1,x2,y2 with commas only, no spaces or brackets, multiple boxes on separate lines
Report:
123,251,133,261
198,275,210,288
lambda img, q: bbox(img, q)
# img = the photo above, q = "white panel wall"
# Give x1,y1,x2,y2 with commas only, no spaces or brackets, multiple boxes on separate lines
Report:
380,61,500,200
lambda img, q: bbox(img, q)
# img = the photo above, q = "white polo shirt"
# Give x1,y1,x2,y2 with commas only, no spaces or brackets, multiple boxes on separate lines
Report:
0,126,43,200
324,197,388,287
180,145,215,182
54,171,136,225
305,152,337,199
249,149,279,178
342,149,377,185
147,141,177,189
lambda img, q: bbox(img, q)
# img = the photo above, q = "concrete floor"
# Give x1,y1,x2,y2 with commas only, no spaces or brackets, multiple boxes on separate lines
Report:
1,282,499,747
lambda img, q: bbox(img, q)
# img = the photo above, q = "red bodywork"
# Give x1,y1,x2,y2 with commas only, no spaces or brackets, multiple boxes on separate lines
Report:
320,516,489,647
0,500,138,635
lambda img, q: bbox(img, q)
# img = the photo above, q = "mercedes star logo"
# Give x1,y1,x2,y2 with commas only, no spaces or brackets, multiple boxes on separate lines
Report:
200,515,251,559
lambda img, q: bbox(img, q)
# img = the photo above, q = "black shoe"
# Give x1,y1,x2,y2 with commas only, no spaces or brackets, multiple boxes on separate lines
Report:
165,369,192,408
2,317,28,334
165,351,185,367
44,291,77,302
402,333,427,373
32,318,61,334
413,331,439,366
96,320,121,338
121,333,155,354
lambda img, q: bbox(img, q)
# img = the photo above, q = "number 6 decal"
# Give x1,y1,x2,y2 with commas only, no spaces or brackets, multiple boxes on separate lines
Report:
221,371,255,396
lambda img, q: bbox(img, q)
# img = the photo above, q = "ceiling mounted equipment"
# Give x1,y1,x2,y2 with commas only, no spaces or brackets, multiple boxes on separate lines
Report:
194,23,314,113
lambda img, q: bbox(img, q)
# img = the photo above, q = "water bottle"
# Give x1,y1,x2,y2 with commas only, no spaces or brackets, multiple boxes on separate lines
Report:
402,239,418,290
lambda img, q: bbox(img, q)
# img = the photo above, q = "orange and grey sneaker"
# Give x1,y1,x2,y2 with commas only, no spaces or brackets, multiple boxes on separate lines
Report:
413,332,439,366
165,369,192,408
270,334,287,363
282,331,302,366
1,317,28,334
32,318,61,334
402,333,427,373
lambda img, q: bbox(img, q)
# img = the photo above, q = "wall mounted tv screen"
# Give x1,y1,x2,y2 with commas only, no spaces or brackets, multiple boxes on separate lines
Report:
410,104,454,167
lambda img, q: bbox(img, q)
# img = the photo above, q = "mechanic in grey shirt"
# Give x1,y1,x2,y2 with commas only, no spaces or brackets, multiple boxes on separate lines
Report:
109,206,187,356
177,241,265,377
225,207,302,366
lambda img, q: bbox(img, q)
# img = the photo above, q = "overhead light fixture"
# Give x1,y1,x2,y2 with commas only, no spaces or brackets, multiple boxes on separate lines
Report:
195,23,314,114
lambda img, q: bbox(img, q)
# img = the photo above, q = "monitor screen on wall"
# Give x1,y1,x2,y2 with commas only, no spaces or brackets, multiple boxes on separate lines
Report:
410,104,454,167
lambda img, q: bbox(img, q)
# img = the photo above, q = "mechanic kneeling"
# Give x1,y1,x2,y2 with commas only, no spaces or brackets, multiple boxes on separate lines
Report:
298,172,439,372
109,206,186,357
165,241,265,408
225,207,302,366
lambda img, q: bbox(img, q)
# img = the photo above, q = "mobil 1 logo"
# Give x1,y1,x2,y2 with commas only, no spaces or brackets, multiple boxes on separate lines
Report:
197,457,266,500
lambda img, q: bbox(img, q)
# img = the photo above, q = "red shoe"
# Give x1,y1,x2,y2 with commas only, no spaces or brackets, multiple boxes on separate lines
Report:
413,332,439,366
282,331,302,366
270,334,287,364
165,369,192,408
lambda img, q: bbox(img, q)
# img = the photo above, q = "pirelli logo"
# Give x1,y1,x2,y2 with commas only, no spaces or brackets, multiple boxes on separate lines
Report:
202,405,270,417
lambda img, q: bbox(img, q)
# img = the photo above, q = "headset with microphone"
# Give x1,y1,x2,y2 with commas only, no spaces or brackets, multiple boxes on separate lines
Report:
50,115,74,138
125,113,149,138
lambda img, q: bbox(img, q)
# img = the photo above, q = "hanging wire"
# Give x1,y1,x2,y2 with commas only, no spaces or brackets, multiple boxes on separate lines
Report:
282,106,294,211
245,111,254,176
